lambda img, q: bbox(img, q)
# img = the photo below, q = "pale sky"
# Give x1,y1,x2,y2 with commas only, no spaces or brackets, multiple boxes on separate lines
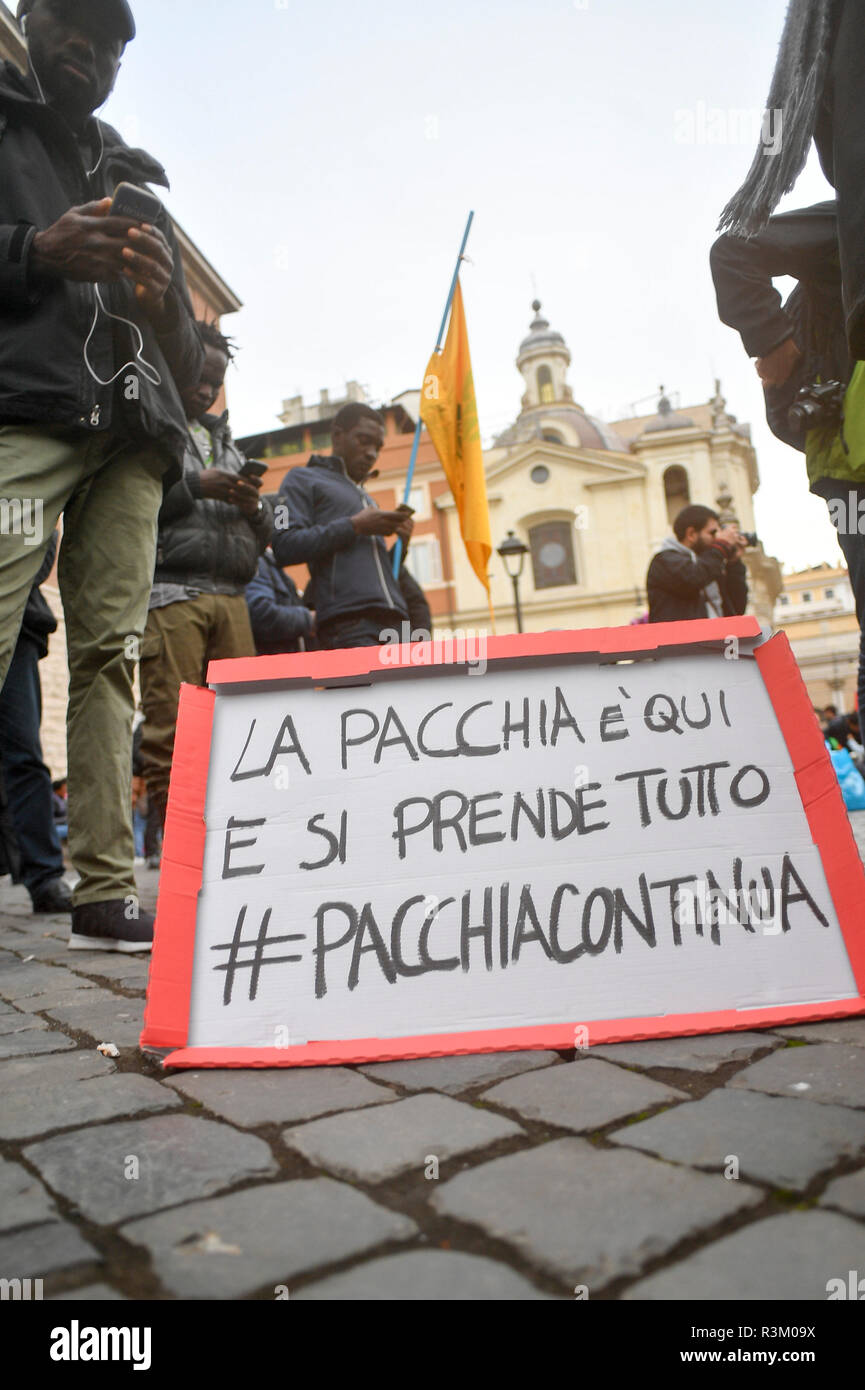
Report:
100,0,844,574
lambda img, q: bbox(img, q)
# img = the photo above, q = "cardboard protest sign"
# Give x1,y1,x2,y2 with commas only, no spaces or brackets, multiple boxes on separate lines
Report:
141,618,865,1068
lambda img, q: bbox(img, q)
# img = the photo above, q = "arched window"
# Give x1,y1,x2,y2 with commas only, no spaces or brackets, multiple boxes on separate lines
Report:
529,521,577,589
537,365,555,404
541,431,564,446
663,465,690,527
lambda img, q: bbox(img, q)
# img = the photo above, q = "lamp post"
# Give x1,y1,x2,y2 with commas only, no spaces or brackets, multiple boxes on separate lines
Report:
498,530,530,634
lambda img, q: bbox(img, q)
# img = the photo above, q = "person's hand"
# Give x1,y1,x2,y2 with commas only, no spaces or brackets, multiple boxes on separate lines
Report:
31,199,167,292
122,221,174,320
756,337,803,387
395,514,415,544
351,509,409,537
198,470,262,514
715,525,747,555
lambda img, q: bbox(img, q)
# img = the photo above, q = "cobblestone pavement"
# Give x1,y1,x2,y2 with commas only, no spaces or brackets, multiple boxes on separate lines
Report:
1,816,864,1301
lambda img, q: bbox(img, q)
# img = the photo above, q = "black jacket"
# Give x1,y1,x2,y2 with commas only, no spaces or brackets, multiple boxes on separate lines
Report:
647,543,748,624
399,568,432,633
19,531,59,658
0,61,203,475
246,551,314,655
272,455,410,627
711,202,849,452
154,413,272,593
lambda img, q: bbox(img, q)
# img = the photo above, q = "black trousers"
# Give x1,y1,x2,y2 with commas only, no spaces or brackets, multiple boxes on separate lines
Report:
0,635,64,896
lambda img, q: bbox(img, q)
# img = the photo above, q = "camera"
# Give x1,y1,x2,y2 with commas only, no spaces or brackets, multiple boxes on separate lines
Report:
741,532,758,547
788,380,846,433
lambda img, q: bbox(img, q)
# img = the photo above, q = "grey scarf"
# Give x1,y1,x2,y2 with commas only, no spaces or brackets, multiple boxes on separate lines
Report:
718,0,839,237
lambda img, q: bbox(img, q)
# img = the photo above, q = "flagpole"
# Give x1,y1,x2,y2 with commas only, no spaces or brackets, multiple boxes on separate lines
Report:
393,211,475,577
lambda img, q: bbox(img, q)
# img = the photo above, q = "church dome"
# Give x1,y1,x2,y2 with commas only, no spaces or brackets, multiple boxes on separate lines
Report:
518,300,568,360
497,300,629,453
641,388,695,434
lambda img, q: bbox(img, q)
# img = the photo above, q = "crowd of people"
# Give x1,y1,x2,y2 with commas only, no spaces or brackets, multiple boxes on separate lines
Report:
1,0,864,952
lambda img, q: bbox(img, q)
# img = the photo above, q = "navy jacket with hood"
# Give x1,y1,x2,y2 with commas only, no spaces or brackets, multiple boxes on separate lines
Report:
272,455,409,627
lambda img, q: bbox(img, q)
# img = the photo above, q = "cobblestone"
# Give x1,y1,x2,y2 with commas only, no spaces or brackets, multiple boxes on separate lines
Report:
482,1057,688,1131
610,1087,865,1189
431,1138,762,1287
728,1043,865,1108
622,1211,865,1300
167,1066,396,1127
284,1093,522,1182
294,1250,555,1300
121,1180,416,1299
24,1115,278,1223
359,1049,560,1095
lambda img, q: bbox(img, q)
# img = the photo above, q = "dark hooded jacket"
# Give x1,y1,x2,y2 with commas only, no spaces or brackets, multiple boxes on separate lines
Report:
272,455,410,627
153,412,272,593
0,61,202,477
246,551,314,655
647,537,748,624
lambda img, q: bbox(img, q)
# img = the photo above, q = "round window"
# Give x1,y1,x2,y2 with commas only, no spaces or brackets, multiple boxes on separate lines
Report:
539,541,567,569
531,465,550,485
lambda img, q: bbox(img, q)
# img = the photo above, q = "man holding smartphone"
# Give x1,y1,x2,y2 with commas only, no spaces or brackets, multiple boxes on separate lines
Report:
138,322,271,855
273,403,415,649
0,0,204,950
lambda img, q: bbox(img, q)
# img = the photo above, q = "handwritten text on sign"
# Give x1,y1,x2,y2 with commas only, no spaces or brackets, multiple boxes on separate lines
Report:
186,653,856,1047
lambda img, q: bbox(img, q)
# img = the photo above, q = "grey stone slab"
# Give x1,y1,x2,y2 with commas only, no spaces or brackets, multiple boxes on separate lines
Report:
72,955,150,982
44,995,144,1047
775,1019,865,1048
432,1138,761,1287
623,1211,865,1300
0,1221,98,1279
24,1115,277,1224
0,1073,180,1141
728,1044,865,1108
359,1050,560,1095
167,1067,395,1128
589,1032,779,1074
121,1179,416,1300
482,1058,687,1133
0,1010,48,1035
0,1157,57,1232
284,1093,522,1182
0,1049,113,1090
295,1250,555,1301
51,1284,127,1301
0,961,94,1003
0,1028,74,1058
820,1167,865,1218
611,1088,865,1190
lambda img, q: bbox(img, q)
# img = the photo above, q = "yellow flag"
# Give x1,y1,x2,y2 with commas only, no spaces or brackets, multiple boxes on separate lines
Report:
420,280,492,597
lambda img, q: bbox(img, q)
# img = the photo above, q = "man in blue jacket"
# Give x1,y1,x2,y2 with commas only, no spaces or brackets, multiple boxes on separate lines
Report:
0,0,203,951
272,404,415,649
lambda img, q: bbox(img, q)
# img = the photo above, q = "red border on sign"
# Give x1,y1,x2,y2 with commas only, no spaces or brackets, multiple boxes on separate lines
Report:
141,620,865,1067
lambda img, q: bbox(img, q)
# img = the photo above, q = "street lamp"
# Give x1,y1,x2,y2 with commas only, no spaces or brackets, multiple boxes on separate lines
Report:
498,530,530,634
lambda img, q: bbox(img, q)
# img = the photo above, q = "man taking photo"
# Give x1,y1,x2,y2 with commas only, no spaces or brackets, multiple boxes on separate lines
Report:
272,403,415,650
647,505,749,624
0,0,204,951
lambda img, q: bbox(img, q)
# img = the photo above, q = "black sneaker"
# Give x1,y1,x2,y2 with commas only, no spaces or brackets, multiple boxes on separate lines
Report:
31,878,73,914
69,899,155,953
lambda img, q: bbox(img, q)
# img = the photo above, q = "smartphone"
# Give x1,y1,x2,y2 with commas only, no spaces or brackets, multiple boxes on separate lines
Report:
239,459,268,480
396,503,416,515
109,181,162,224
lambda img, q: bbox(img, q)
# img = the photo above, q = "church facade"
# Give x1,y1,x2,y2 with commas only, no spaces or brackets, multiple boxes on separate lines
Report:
436,302,784,634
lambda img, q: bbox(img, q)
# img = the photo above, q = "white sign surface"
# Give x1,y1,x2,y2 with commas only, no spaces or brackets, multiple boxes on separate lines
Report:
184,650,857,1049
